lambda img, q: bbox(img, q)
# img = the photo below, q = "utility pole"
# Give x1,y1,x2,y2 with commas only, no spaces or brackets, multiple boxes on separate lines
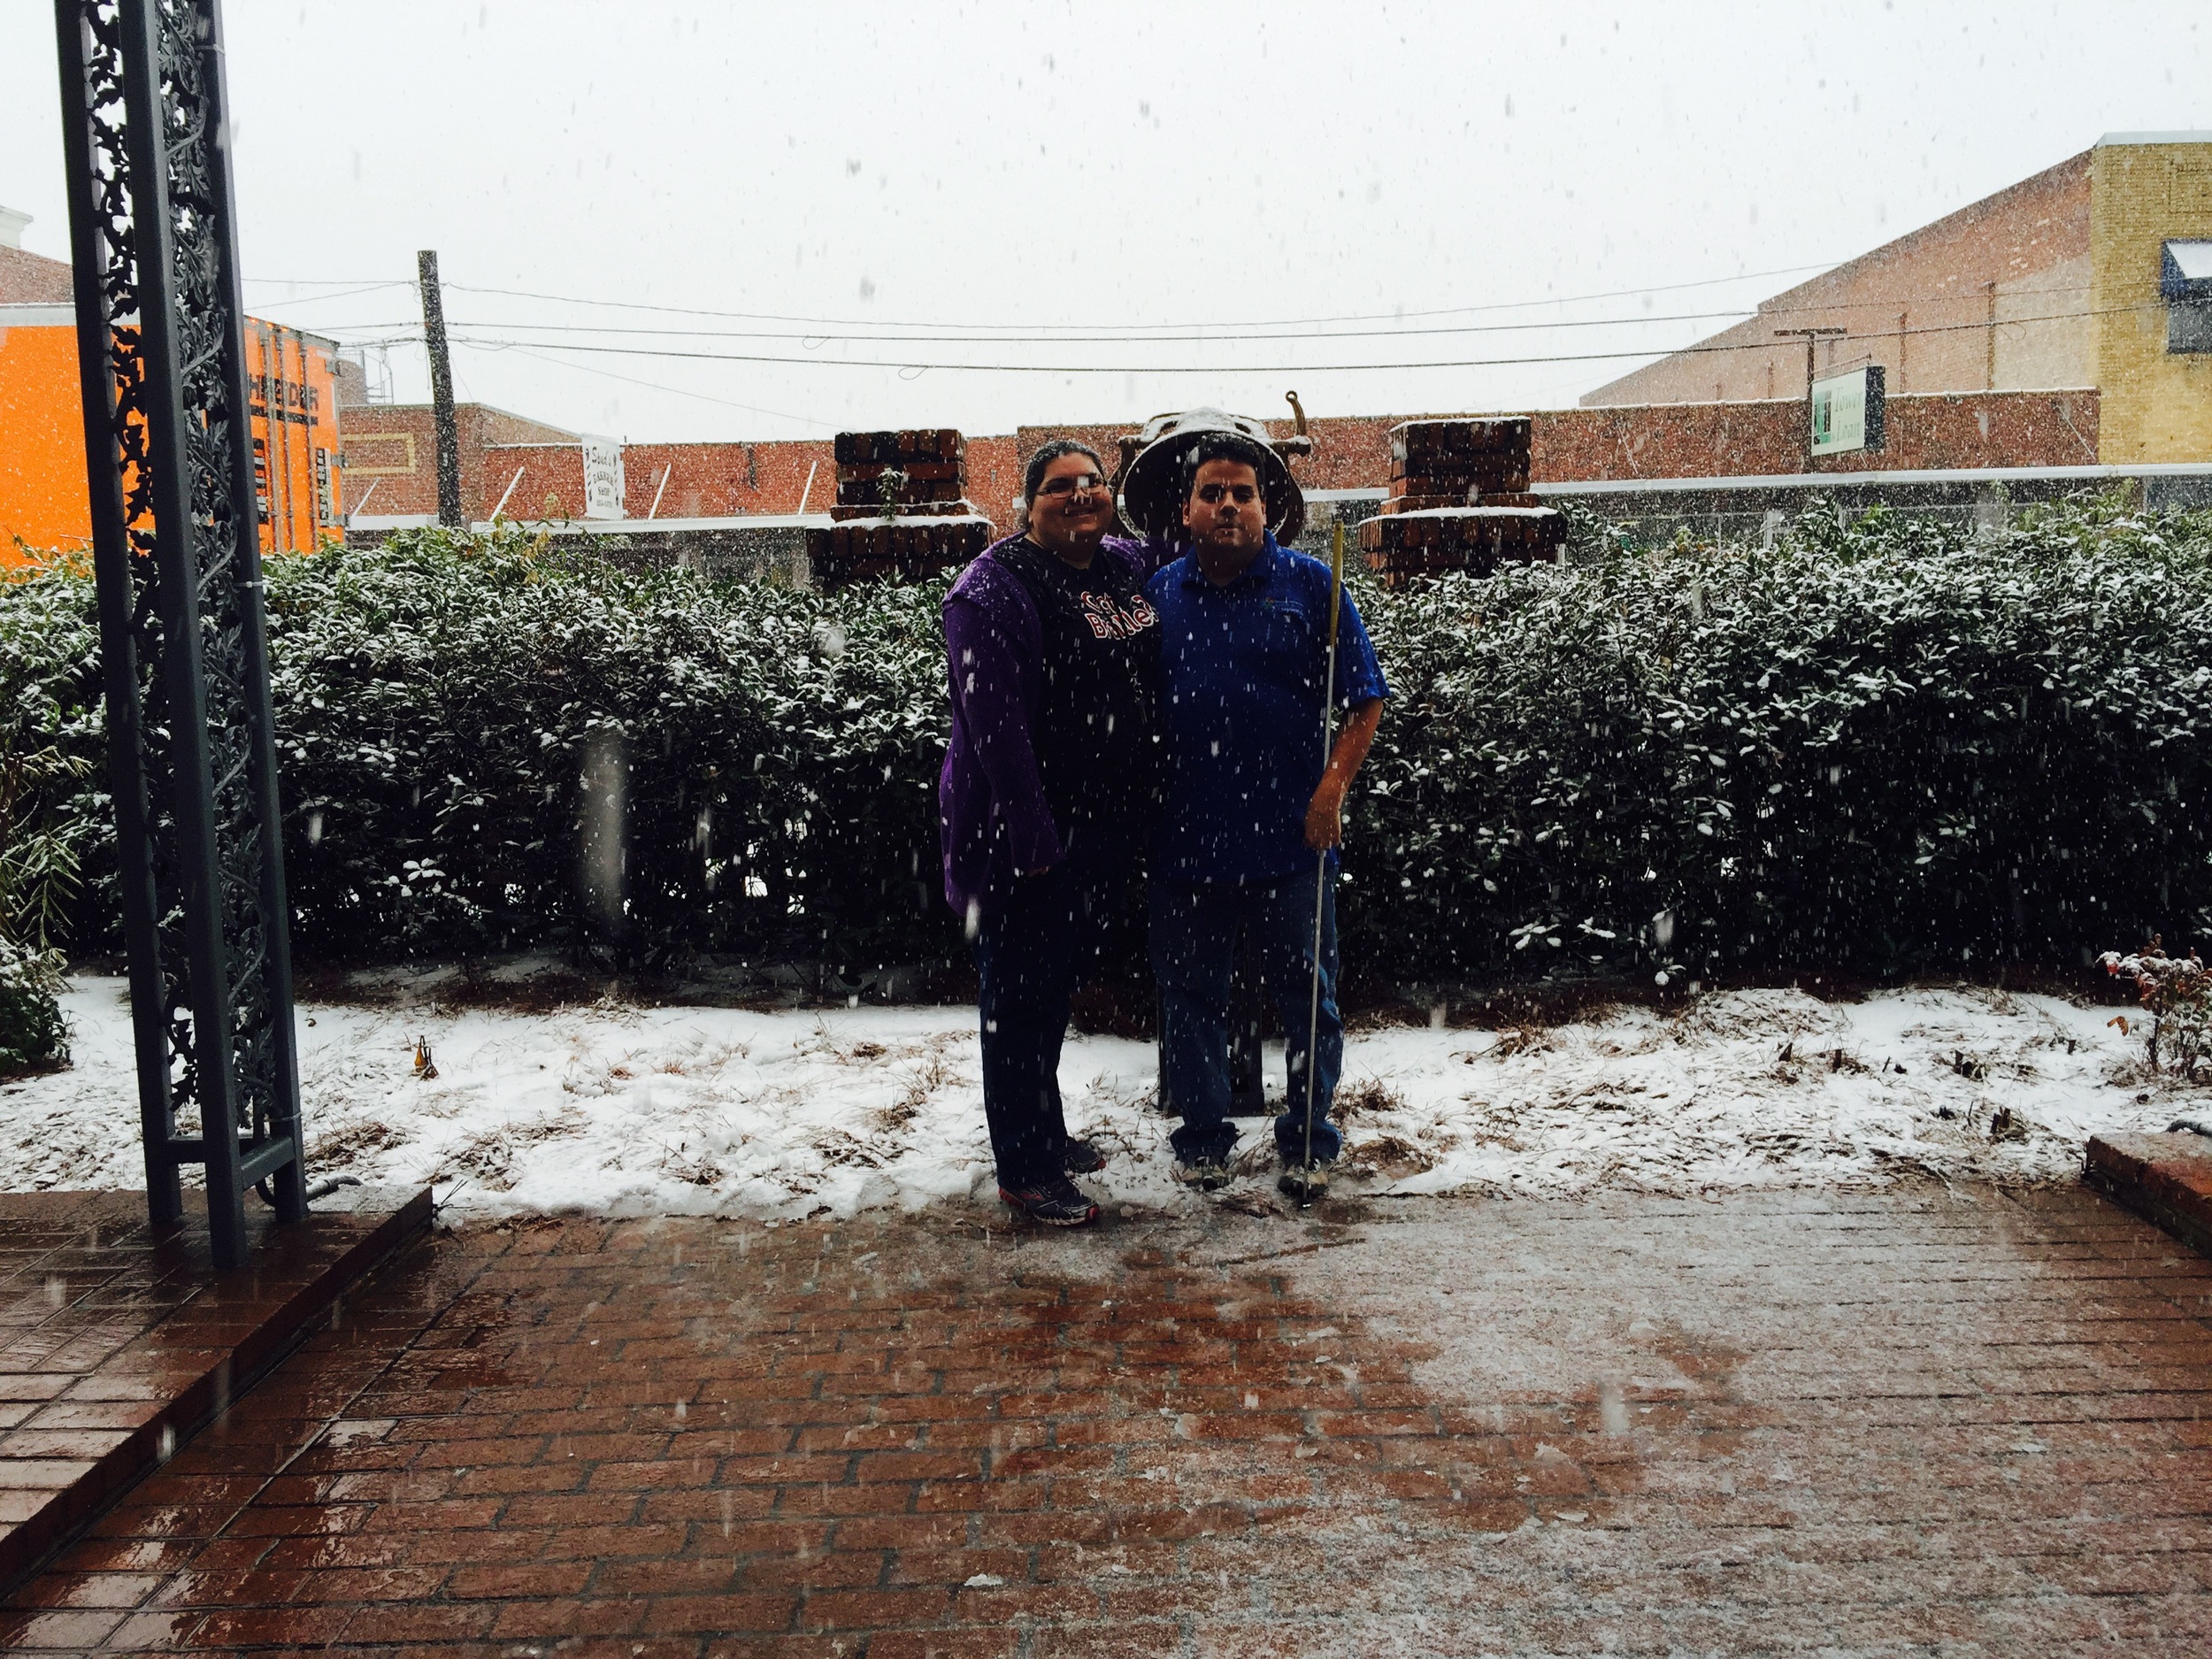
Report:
1775,326,1848,465
418,249,463,526
1984,281,1999,390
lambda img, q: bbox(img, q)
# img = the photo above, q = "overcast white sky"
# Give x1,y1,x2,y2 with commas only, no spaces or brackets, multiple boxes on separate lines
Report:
3,2,2204,442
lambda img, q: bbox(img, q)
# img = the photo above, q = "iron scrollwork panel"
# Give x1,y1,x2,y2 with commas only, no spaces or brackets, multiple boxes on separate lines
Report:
54,0,306,1269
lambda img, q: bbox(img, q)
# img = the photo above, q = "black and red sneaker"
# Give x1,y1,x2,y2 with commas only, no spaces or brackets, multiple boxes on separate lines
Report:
999,1178,1101,1227
1062,1138,1107,1176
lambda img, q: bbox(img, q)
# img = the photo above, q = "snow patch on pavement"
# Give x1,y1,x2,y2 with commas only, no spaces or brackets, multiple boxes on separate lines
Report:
0,976,2195,1219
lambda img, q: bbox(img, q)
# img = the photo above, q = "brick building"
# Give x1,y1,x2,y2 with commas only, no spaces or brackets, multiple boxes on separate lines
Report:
338,398,1029,534
1584,131,2212,470
338,401,597,525
1015,392,2101,499
319,128,2212,563
334,390,2171,566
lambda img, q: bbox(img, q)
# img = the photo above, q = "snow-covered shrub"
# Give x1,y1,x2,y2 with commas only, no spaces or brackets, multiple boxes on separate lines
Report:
3,526,949,972
1,575,92,1068
1,743,91,954
2100,938,2212,1081
0,937,69,1076
1349,495,2212,981
249,526,953,970
1,562,99,933
6,498,2212,986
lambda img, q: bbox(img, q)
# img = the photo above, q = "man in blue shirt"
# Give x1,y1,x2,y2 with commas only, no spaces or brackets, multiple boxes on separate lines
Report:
1142,433,1387,1199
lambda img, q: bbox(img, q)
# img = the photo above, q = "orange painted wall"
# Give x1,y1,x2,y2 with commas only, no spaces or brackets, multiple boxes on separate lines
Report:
245,321,345,554
1,318,344,571
0,322,92,563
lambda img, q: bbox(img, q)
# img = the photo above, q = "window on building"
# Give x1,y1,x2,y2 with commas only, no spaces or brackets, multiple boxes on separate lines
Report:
2164,240,2212,353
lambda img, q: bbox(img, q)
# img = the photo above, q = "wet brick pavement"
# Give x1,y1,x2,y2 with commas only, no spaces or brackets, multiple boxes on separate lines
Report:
0,1188,428,1589
4,1183,2211,1655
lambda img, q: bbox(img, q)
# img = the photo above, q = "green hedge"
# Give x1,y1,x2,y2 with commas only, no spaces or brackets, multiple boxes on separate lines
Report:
4,500,2209,987
4,529,955,976
0,941,69,1076
1351,499,2212,981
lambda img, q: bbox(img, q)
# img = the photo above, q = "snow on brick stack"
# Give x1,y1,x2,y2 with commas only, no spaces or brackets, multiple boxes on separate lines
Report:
806,429,994,592
1356,417,1566,587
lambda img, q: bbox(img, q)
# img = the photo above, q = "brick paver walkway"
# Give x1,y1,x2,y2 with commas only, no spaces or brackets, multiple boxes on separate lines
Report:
0,1187,426,1588
4,1185,2210,1655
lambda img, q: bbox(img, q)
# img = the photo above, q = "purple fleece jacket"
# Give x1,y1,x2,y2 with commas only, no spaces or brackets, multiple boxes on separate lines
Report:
938,531,1163,925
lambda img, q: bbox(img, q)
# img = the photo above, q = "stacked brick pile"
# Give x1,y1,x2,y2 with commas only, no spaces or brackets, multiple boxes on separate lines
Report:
807,429,993,591
1356,417,1566,586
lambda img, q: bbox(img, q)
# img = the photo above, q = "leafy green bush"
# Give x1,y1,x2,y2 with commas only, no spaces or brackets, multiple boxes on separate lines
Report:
1350,496,2212,981
1,578,91,1068
6,527,955,974
4,500,2210,988
0,938,69,1076
257,526,954,972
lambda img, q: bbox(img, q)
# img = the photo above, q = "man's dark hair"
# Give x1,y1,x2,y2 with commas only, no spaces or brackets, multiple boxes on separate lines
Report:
1018,438,1107,528
1179,432,1273,503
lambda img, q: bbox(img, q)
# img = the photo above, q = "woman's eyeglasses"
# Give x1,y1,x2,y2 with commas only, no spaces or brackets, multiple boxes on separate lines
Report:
1036,472,1108,499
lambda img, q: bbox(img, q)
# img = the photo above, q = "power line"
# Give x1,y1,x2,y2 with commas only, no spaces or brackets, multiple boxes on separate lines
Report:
237,280,416,307
312,306,1769,345
228,261,2102,354
271,280,2099,350
440,260,1847,334
442,306,1778,343
320,334,426,349
238,264,1836,330
447,303,2146,377
533,288,2078,344
488,343,838,430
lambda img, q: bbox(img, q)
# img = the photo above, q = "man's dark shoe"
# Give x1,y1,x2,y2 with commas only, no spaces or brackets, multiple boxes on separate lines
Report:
1277,1158,1332,1204
999,1178,1101,1227
1173,1156,1233,1192
1062,1138,1107,1176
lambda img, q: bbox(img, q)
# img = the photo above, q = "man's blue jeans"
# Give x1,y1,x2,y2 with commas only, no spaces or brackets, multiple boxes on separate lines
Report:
1150,867,1344,1168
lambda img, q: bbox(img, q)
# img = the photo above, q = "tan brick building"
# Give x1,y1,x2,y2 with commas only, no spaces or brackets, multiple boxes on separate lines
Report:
1584,132,2212,466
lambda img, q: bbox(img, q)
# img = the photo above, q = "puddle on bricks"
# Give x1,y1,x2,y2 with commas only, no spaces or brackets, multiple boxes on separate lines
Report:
16,1202,1655,1645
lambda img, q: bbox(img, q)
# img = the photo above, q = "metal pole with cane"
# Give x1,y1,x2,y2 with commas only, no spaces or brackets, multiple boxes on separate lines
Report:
1285,519,1347,1207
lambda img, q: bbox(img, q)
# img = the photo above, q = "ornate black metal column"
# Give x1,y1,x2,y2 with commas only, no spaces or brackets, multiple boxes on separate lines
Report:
53,0,308,1270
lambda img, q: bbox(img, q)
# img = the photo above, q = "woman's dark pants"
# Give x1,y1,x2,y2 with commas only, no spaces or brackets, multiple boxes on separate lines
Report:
972,856,1134,1190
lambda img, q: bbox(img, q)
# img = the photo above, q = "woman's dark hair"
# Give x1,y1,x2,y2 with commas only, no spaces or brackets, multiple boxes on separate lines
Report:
1018,439,1108,530
1178,431,1274,502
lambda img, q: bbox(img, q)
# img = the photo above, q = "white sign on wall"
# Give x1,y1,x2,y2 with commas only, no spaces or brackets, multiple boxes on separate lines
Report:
1809,365,1886,457
581,438,626,520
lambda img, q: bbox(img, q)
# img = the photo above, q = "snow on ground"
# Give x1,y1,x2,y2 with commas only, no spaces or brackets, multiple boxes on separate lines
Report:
1,976,2200,1220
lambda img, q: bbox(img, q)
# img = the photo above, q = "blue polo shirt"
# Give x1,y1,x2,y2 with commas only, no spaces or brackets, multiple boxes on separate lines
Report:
1144,534,1388,885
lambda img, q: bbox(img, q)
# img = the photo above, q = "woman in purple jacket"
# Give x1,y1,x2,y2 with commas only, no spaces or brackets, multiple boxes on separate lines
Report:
940,442,1162,1226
